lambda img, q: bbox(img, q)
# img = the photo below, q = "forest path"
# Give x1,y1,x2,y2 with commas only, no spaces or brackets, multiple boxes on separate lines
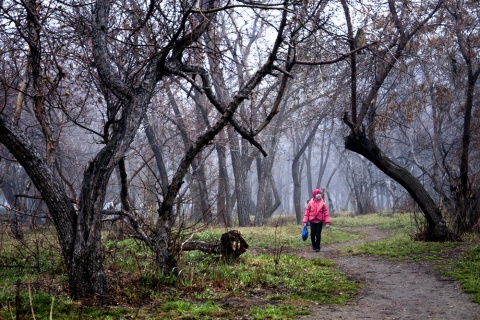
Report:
295,226,480,320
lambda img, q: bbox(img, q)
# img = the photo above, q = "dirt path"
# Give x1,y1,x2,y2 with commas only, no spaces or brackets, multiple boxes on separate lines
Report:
296,227,480,320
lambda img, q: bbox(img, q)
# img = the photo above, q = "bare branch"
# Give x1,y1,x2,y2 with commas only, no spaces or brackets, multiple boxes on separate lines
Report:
293,43,377,66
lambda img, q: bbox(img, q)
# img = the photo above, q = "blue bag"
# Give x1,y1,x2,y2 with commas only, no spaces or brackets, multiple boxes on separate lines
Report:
301,225,308,241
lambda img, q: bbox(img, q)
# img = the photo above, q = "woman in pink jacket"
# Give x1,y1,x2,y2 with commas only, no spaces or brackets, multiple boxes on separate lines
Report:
303,189,330,252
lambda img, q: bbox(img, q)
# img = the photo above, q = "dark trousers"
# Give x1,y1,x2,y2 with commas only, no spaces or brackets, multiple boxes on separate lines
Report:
310,222,324,250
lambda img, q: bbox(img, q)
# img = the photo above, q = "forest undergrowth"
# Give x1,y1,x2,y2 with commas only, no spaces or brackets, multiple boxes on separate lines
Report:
0,212,478,319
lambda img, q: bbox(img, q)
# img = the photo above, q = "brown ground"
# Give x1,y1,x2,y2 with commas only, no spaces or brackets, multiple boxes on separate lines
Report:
295,227,480,320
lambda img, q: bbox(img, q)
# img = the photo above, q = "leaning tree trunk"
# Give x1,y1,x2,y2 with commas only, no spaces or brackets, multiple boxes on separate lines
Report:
344,127,460,241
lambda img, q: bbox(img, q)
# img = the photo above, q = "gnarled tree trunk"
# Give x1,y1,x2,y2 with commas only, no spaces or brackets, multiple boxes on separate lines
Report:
344,125,460,241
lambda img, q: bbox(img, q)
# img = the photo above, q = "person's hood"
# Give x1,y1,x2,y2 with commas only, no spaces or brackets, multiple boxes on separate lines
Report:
312,189,322,198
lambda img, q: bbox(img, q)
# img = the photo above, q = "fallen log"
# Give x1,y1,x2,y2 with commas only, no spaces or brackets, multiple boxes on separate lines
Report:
181,230,249,259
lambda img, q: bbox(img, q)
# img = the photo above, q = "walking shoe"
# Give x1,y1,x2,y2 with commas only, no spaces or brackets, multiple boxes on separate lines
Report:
315,249,320,252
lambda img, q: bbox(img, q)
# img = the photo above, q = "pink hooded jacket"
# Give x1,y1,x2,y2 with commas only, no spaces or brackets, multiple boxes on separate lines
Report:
303,189,330,224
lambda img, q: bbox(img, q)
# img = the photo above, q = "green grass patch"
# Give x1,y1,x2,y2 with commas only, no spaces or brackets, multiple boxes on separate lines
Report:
340,233,460,261
159,252,359,319
249,304,310,319
159,300,224,319
332,211,415,231
0,288,131,319
0,229,65,281
178,252,359,303
447,242,480,303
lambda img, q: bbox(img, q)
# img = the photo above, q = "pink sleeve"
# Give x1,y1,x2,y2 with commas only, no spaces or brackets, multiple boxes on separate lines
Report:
303,203,310,223
324,204,330,224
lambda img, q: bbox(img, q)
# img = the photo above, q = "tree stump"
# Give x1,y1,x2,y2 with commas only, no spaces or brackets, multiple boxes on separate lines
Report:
220,230,249,259
181,230,249,259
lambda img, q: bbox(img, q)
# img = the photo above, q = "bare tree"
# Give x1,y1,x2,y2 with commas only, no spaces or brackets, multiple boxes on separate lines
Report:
341,0,460,240
0,0,292,299
444,1,480,233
